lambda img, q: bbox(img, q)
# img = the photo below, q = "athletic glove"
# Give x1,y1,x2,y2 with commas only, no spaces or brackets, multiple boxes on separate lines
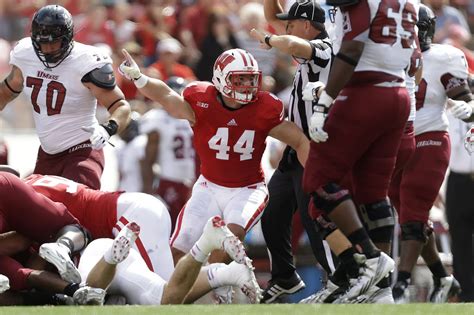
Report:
118,49,148,88
448,98,473,120
309,91,334,143
302,81,325,102
82,121,117,150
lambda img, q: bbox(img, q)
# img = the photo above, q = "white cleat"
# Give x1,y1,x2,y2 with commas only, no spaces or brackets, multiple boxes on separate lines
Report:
225,260,262,304
39,242,81,284
0,274,10,293
73,286,106,305
299,279,340,304
196,216,247,264
213,285,234,304
111,222,140,264
429,275,461,303
334,252,394,303
350,286,394,304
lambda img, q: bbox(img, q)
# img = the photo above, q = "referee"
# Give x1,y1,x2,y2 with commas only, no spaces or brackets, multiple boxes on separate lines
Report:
251,0,333,303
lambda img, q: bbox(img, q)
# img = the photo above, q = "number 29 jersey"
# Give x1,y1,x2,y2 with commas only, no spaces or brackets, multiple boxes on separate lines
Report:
183,82,284,188
9,38,113,154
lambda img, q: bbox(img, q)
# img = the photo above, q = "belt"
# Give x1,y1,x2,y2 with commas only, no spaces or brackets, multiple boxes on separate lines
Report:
374,81,406,88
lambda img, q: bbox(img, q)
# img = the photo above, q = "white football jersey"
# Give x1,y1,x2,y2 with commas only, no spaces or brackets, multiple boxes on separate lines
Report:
140,109,195,184
9,38,113,154
340,0,419,79
415,44,469,135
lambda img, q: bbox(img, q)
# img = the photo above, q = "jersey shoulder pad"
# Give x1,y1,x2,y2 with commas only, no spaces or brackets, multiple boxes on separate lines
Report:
81,63,116,90
9,38,33,66
183,81,215,103
257,92,285,126
71,43,113,77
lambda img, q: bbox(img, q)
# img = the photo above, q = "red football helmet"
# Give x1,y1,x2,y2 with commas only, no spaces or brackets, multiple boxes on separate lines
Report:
212,49,261,104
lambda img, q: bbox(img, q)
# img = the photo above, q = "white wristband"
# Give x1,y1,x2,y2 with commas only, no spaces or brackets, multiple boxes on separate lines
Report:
319,90,334,108
134,75,148,89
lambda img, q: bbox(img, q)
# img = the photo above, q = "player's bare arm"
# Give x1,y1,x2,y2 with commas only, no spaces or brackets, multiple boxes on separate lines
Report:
140,131,160,194
0,66,23,110
119,49,196,124
250,29,313,59
269,120,309,166
263,0,286,34
325,40,365,99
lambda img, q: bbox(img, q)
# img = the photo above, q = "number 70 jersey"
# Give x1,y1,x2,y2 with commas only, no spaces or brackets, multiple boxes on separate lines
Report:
9,38,112,154
183,82,285,188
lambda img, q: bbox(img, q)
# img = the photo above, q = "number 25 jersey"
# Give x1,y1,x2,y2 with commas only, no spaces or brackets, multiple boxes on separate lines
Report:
183,82,284,187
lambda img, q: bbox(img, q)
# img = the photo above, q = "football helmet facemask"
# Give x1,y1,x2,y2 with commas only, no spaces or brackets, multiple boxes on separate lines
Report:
31,5,74,68
417,4,436,52
212,49,261,105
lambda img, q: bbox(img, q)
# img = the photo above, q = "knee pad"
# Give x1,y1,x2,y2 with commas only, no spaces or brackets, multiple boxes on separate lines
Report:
314,214,338,240
56,224,92,254
400,221,432,243
359,199,395,243
311,183,351,215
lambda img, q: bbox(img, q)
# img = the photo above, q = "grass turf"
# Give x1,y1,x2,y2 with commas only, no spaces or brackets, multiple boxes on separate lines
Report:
2,304,473,315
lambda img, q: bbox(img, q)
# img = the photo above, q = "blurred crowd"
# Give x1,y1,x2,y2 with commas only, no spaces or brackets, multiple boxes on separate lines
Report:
0,0,471,129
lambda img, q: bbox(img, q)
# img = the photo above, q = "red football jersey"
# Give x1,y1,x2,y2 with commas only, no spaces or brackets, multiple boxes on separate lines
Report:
183,82,284,187
24,174,121,238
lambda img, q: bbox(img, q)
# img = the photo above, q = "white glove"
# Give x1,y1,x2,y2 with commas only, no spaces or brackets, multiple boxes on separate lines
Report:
82,125,110,150
464,125,474,154
448,98,473,120
118,49,142,81
302,81,325,101
308,91,334,142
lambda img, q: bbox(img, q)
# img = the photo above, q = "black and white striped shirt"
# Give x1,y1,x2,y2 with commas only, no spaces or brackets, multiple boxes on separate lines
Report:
288,32,333,138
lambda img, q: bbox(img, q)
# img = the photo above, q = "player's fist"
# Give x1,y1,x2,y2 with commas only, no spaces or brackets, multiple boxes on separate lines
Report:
118,49,142,81
303,81,325,101
448,98,473,120
82,125,110,150
309,106,328,143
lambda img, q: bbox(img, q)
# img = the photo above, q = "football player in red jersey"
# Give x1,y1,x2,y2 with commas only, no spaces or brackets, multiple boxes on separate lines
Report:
119,48,309,265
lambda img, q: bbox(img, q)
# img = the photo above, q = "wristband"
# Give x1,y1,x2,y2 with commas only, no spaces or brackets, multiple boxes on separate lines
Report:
319,91,334,108
101,120,119,136
134,75,148,89
264,34,273,48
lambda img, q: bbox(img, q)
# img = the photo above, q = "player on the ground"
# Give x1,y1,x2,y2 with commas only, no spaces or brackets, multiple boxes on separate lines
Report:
0,4,131,189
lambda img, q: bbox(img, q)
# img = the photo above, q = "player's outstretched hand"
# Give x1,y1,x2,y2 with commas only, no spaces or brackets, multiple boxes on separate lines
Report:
118,49,142,81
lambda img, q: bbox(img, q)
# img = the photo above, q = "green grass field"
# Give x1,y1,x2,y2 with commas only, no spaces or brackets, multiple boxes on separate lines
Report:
1,304,473,315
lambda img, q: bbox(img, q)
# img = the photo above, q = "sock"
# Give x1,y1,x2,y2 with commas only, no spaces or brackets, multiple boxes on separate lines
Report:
427,260,448,279
63,282,80,297
190,243,210,263
397,271,411,283
56,239,74,255
347,228,380,258
338,247,359,279
103,245,117,265
206,263,229,288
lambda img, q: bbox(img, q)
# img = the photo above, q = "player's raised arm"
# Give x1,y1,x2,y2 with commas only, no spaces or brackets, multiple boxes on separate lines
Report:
0,66,23,110
119,49,195,123
268,120,309,166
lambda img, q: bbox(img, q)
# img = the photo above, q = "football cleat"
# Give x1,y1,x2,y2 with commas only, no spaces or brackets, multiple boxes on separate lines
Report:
261,272,306,304
225,260,262,304
110,222,140,264
334,252,394,303
351,286,394,304
299,279,338,304
73,286,106,305
392,279,410,304
213,285,234,304
39,242,81,284
429,275,461,303
193,216,247,264
0,274,10,293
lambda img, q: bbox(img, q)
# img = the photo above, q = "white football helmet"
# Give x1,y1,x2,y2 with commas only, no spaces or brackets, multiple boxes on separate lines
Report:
212,49,261,104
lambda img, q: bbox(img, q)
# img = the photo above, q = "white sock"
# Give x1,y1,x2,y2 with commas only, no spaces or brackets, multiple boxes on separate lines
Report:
190,242,210,263
207,263,230,288
103,245,116,265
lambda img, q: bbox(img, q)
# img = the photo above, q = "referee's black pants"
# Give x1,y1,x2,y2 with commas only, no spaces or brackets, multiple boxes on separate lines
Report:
446,171,474,302
261,148,333,280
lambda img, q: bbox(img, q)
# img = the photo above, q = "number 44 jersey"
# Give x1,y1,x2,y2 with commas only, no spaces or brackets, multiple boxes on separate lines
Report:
183,82,284,188
9,38,112,154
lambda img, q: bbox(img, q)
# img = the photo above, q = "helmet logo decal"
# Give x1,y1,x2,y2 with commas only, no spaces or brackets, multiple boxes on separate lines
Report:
214,53,235,72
